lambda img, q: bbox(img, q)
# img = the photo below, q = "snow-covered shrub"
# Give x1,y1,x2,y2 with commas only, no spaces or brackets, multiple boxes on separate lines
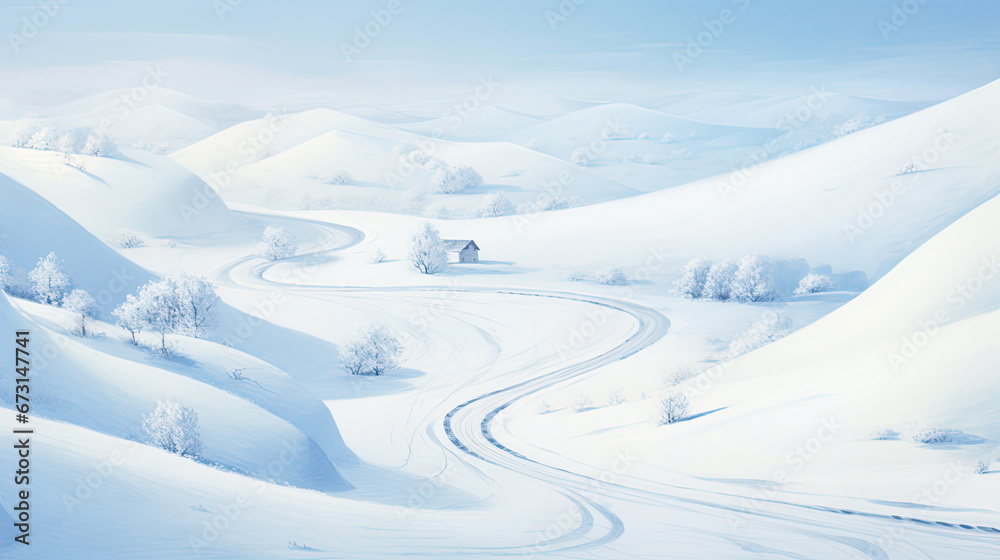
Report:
702,259,738,301
431,165,483,194
641,153,658,164
728,312,792,357
730,254,775,302
29,252,71,304
571,393,593,412
660,131,674,143
368,248,386,264
975,460,990,475
899,162,921,175
657,393,690,425
570,147,592,166
832,113,886,137
794,273,836,296
478,192,513,217
324,169,353,185
62,289,100,336
257,226,297,261
672,257,713,299
905,426,965,445
27,127,59,151
667,367,697,386
536,401,552,414
0,255,10,292
596,266,627,285
113,228,145,249
142,400,203,457
501,167,524,177
407,222,448,274
339,323,402,376
8,121,34,148
567,271,585,282
116,273,218,351
867,428,900,441
606,388,626,406
525,137,540,150
517,195,580,214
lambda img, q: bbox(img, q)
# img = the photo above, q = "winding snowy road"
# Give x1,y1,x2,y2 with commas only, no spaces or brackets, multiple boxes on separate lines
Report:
216,213,1000,559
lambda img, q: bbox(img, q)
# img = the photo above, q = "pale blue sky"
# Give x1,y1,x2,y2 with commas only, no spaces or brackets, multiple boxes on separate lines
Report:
1,0,997,107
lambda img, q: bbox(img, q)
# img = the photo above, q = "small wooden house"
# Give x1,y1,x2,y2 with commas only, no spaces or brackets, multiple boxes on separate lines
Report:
442,239,479,263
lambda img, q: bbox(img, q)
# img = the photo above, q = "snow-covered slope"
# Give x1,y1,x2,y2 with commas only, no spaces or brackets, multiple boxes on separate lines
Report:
0,147,238,241
0,172,154,310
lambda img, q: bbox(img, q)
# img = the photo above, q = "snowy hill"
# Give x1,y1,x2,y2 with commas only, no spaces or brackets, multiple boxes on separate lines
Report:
0,147,238,241
0,172,154,310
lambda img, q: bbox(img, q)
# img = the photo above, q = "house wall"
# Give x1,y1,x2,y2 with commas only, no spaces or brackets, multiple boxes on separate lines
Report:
459,249,478,263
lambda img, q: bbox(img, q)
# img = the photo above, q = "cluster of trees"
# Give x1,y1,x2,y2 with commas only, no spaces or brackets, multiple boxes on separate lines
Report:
113,273,218,351
1,252,100,336
673,255,777,302
8,122,119,157
673,255,836,303
431,165,483,194
339,323,402,376
257,226,297,261
728,312,793,358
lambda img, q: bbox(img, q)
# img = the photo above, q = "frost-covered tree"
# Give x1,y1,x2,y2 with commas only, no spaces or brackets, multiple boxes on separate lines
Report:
728,313,792,357
112,293,144,344
62,289,100,336
596,266,627,285
794,273,836,296
478,192,513,217
431,165,483,194
121,273,218,350
82,132,119,157
672,257,713,299
339,323,402,376
27,127,59,151
657,393,690,425
142,400,203,457
166,273,218,336
29,252,71,304
0,255,10,292
407,222,448,274
113,228,145,248
8,121,34,148
257,226,297,261
730,254,775,303
702,258,738,301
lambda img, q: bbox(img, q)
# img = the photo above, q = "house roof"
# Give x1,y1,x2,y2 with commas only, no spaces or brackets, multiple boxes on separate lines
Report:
442,239,479,252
